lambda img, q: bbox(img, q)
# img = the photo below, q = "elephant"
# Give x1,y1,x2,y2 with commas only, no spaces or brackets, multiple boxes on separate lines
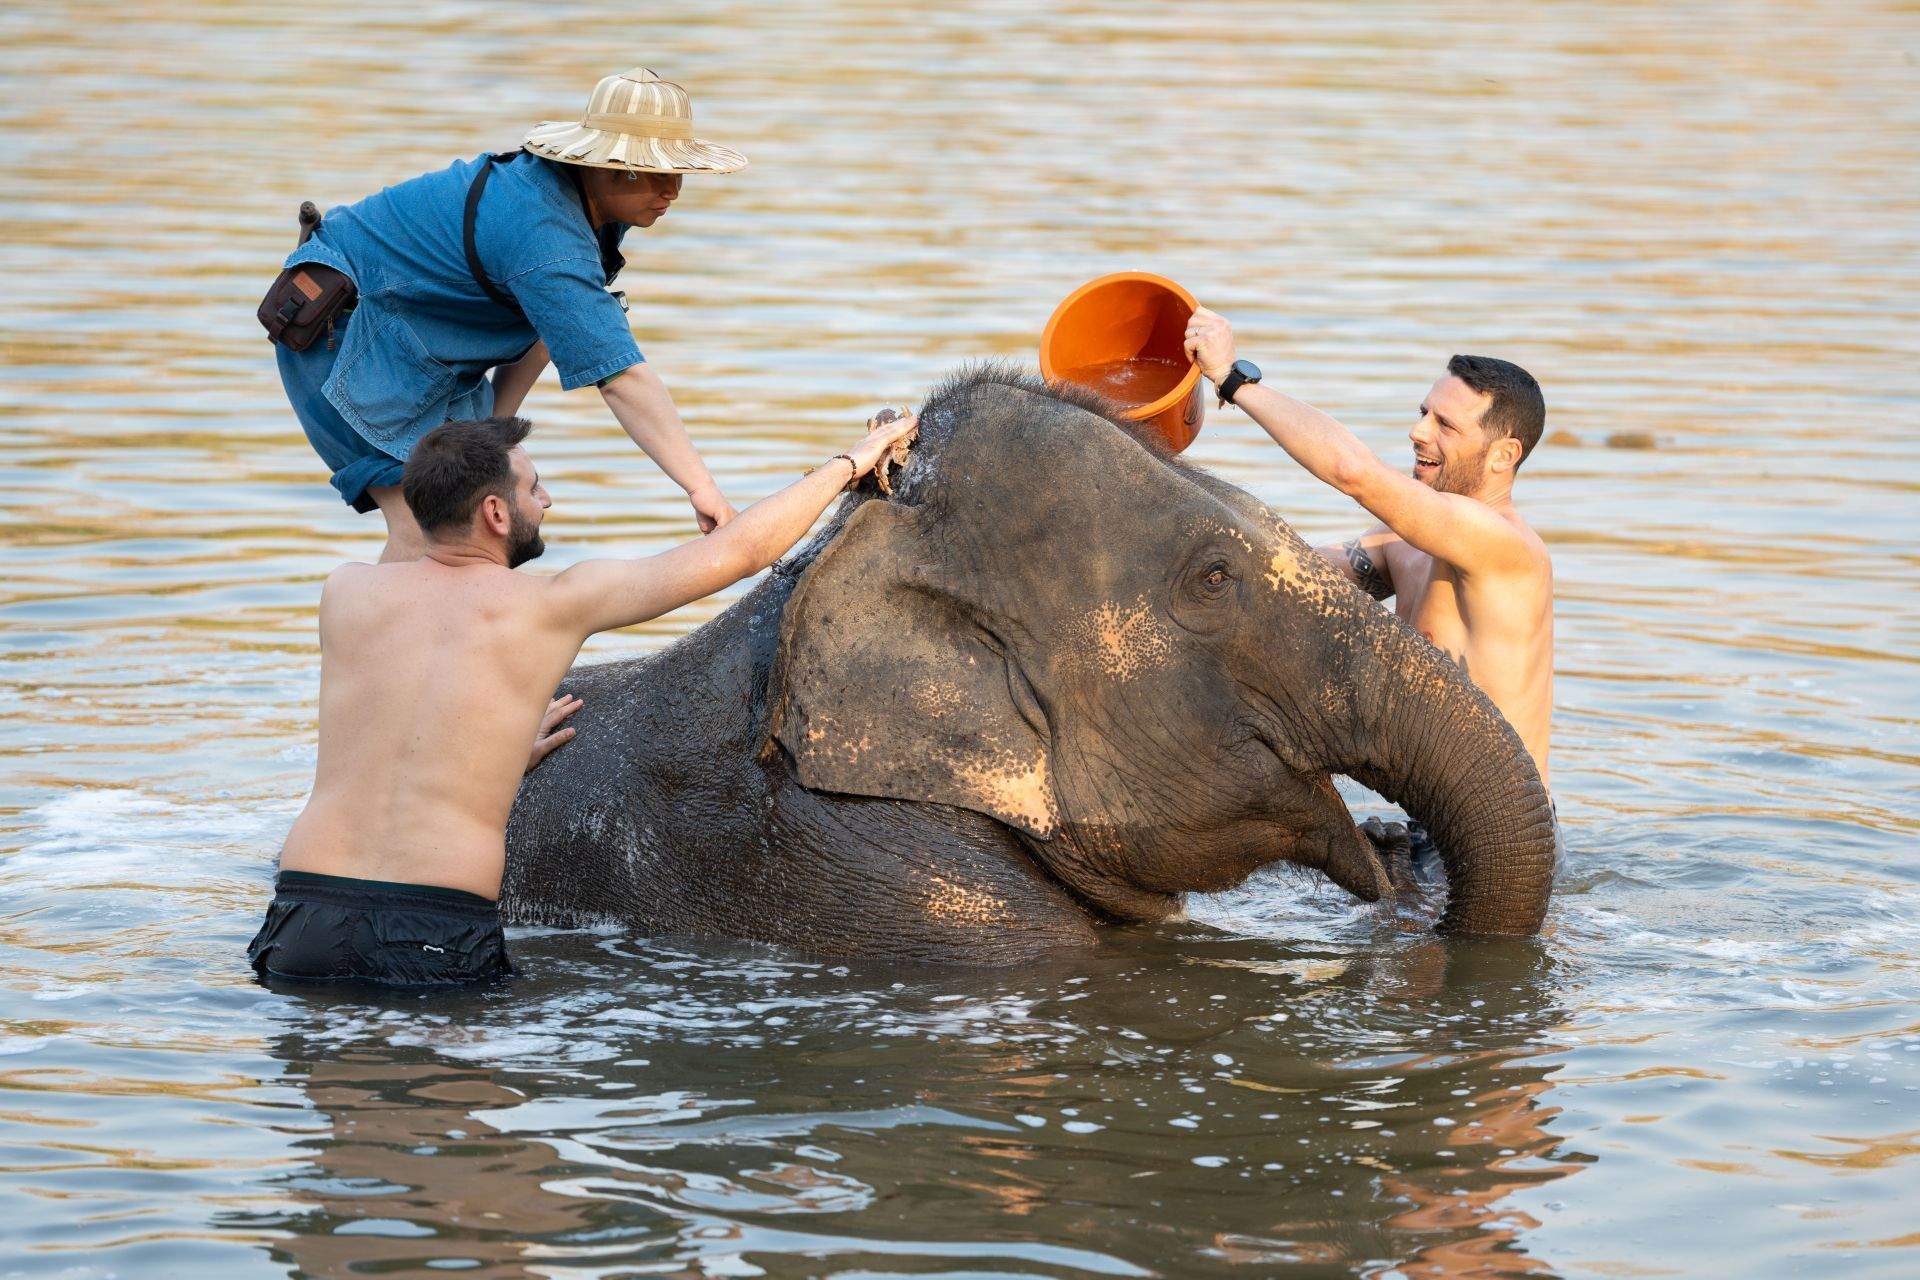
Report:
503,364,1557,963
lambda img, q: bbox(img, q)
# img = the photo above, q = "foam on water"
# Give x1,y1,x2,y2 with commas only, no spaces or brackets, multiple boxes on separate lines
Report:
17,789,290,882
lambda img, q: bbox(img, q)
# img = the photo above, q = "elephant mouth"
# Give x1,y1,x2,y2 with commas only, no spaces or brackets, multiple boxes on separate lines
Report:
1321,824,1392,903
1242,712,1390,904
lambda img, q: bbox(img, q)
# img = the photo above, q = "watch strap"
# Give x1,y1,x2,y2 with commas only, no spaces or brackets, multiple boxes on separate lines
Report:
1217,367,1250,407
1217,359,1262,408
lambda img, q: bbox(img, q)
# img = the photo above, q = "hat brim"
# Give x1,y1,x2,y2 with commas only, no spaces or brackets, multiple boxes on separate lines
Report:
523,120,747,174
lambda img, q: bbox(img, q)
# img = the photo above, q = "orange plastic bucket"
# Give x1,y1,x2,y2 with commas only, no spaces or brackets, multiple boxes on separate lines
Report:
1039,271,1206,453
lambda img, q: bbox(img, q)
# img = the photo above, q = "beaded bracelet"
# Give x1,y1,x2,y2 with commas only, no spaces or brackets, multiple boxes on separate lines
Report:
806,453,860,489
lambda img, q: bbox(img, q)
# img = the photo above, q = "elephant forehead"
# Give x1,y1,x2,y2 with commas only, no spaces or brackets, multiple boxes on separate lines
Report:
937,395,1166,502
1060,595,1176,681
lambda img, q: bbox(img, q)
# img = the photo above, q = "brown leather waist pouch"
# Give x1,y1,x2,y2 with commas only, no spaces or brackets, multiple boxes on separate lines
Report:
258,262,356,352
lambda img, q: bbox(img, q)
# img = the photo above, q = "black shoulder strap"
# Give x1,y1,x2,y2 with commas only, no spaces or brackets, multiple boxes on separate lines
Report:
464,153,523,313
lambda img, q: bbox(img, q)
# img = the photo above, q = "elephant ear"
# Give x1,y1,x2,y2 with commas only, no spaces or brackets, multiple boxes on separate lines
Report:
766,499,1060,839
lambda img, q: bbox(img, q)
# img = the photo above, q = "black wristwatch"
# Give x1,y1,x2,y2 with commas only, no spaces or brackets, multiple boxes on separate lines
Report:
1216,358,1262,408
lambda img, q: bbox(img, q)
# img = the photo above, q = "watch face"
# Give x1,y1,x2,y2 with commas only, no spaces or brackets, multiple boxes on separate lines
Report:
1233,358,1262,382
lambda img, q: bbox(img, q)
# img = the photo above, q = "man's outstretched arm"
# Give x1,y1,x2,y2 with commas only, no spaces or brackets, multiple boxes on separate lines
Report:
548,411,918,639
1185,308,1530,576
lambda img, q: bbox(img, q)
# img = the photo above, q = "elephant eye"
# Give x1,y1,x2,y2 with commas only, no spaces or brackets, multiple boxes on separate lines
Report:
1172,552,1239,634
1196,560,1237,594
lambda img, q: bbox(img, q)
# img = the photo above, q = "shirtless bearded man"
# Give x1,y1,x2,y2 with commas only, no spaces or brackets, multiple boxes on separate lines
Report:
247,409,919,987
1183,309,1554,869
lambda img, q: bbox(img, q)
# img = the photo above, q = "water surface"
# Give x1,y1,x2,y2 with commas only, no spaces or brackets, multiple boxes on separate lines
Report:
2,2,1918,1276
1057,357,1192,409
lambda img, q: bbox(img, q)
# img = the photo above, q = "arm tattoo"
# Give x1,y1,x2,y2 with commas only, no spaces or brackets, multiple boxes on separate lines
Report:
1344,538,1394,601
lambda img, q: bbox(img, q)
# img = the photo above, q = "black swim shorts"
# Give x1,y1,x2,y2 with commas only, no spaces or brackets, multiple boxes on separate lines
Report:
247,869,511,988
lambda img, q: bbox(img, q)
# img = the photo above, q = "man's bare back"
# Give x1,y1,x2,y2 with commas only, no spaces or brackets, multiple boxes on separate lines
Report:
255,411,919,988
281,415,916,901
282,560,585,898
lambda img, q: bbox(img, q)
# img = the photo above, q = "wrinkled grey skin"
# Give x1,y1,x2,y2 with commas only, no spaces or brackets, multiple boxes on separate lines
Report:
504,365,1557,963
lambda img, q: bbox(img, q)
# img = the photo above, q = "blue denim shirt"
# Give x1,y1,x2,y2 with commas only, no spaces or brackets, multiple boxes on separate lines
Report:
283,151,641,454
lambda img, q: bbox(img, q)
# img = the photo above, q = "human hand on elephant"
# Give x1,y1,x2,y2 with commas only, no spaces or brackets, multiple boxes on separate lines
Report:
840,408,920,487
526,694,583,774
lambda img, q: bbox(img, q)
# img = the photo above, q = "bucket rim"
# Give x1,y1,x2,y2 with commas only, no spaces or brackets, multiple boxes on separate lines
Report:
1039,271,1202,423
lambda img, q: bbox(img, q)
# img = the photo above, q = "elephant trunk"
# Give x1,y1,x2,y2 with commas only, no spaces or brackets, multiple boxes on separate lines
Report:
1335,612,1556,935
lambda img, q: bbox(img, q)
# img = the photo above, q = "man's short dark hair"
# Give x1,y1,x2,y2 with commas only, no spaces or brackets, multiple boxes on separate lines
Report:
402,416,533,536
1448,354,1545,469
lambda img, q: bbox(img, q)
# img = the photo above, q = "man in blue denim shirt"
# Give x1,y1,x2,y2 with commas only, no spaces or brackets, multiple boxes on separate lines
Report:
275,68,748,561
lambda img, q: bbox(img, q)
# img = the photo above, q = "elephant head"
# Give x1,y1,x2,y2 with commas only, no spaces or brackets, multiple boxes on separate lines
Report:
765,365,1555,935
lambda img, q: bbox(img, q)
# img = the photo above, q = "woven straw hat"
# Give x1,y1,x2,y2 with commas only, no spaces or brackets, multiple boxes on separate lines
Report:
523,67,747,174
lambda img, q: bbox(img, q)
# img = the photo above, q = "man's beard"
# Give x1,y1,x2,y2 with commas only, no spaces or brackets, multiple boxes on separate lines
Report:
506,505,545,568
1427,444,1489,496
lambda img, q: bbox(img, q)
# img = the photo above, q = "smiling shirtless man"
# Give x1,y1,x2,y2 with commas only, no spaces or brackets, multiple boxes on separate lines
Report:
247,408,918,988
1184,310,1554,870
